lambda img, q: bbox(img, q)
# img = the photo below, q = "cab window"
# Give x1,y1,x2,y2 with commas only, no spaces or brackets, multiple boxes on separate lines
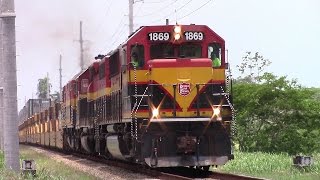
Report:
208,43,221,60
81,79,89,93
72,82,78,94
208,43,222,67
109,51,120,77
150,43,174,59
99,62,105,79
130,45,144,68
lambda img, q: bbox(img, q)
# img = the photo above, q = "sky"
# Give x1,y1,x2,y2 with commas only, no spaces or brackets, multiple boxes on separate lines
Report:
13,0,320,110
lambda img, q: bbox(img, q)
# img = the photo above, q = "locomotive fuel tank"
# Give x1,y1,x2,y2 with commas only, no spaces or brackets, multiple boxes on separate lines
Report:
106,135,127,160
80,128,95,153
105,124,132,160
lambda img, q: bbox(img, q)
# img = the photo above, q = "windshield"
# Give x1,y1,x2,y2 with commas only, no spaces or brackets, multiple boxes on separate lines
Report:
150,43,202,59
179,44,202,58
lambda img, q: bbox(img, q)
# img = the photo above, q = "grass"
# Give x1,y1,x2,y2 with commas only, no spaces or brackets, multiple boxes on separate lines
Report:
216,151,320,180
0,152,3,169
0,146,96,180
2,147,320,180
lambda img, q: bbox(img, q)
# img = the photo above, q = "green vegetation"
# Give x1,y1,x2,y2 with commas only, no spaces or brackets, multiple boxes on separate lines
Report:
217,152,320,180
0,146,95,180
233,52,320,155
222,52,320,179
0,151,3,169
37,77,51,99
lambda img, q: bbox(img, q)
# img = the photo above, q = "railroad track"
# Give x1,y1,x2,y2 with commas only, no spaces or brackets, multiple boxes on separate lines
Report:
23,144,265,180
209,171,266,180
73,152,265,180
72,152,191,180
160,167,266,180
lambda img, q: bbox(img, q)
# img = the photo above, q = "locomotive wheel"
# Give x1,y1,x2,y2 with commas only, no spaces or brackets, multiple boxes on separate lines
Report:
202,166,210,171
195,166,210,171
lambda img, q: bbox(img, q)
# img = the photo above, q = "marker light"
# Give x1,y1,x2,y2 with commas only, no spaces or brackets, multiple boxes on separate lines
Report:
174,33,181,40
152,108,159,118
174,25,181,34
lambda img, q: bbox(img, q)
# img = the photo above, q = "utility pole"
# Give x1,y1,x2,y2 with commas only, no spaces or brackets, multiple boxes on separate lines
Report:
0,86,3,151
79,21,84,70
0,0,20,171
0,7,3,151
59,54,62,102
46,72,50,99
129,0,133,35
128,0,143,35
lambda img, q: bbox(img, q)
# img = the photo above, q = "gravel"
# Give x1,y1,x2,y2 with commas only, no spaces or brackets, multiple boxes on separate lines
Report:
30,147,154,180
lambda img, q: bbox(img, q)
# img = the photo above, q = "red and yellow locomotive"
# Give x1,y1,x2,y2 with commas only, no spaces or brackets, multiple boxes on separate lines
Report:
19,24,234,170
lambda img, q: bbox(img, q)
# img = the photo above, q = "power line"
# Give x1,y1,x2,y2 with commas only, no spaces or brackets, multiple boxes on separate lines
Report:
148,0,193,24
134,2,144,17
178,0,213,20
103,0,114,20
109,16,126,40
109,24,128,48
104,0,111,9
99,15,126,52
143,0,172,4
101,23,127,52
134,0,178,18
149,0,212,24
93,0,114,35
176,0,193,12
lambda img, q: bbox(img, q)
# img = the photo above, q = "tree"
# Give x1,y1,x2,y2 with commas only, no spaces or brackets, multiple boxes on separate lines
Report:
233,52,320,154
235,74,320,154
37,77,51,99
236,51,271,83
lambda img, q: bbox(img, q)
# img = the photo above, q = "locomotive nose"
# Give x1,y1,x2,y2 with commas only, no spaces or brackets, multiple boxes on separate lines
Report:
147,58,213,117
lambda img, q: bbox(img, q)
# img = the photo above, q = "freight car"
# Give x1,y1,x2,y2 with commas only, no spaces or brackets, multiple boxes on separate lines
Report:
19,99,63,149
19,24,234,171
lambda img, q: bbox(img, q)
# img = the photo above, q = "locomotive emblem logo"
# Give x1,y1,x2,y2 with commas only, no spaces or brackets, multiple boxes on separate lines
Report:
178,83,191,96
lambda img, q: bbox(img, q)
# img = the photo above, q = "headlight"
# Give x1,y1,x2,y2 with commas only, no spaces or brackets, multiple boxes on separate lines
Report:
173,25,182,40
174,25,181,34
152,108,159,118
211,106,222,121
213,108,221,116
174,33,181,40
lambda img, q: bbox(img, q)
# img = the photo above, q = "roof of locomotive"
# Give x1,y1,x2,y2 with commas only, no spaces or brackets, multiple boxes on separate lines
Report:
71,69,87,80
63,61,93,88
122,24,225,45
103,24,225,61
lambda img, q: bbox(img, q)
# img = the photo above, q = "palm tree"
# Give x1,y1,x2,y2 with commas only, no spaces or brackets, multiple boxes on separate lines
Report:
37,77,51,99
